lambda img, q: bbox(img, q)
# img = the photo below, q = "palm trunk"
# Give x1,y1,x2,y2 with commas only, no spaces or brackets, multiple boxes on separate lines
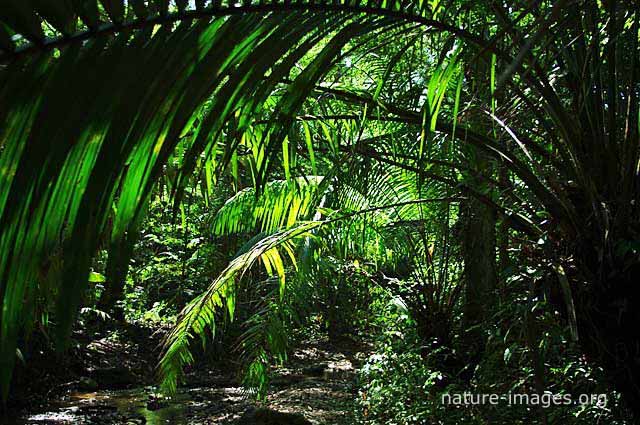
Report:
574,249,640,417
460,193,497,352
97,232,137,322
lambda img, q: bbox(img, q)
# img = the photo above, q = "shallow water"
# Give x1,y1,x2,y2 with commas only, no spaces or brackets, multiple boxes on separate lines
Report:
4,340,361,425
8,386,210,424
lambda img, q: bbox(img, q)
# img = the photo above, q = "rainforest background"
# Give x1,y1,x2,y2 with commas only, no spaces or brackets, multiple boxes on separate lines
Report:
0,0,639,423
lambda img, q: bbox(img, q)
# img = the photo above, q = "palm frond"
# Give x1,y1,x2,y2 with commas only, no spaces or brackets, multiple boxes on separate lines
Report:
159,154,458,393
0,3,381,398
158,220,321,393
212,176,325,236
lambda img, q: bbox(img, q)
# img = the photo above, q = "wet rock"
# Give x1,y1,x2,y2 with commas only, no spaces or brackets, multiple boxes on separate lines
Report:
146,396,169,411
301,363,328,377
237,407,312,425
77,376,99,391
90,367,138,389
88,410,119,424
191,393,206,402
124,412,146,424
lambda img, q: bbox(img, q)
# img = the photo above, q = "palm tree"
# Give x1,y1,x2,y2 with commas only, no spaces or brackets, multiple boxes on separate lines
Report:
159,156,463,395
1,0,638,417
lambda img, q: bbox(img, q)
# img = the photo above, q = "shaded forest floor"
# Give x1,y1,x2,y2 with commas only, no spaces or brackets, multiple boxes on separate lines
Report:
3,322,370,424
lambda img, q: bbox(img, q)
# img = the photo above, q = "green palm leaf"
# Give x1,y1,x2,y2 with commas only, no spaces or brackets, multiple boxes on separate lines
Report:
0,2,384,398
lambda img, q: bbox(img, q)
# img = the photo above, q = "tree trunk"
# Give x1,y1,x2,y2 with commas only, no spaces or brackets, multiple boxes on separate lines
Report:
97,232,136,321
460,194,497,353
574,253,640,417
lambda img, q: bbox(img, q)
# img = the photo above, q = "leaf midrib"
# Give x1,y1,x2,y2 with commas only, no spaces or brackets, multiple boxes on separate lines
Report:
1,3,478,63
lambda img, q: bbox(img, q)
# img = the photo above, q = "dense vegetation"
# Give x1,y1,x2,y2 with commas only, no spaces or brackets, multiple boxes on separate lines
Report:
0,0,639,423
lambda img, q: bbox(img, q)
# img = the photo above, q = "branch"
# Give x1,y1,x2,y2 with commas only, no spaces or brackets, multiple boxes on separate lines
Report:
1,3,486,63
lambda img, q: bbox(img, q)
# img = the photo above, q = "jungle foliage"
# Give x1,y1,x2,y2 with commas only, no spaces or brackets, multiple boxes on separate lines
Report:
0,0,639,423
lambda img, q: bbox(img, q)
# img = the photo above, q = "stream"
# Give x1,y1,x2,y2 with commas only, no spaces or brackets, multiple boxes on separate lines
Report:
9,383,246,424
5,339,364,424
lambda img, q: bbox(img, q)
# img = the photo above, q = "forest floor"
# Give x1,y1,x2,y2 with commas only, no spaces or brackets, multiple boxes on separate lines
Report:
3,321,370,424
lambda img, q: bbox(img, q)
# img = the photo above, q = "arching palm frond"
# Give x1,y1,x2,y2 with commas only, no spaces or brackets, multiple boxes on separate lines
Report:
3,0,640,413
0,1,393,398
0,3,540,399
158,220,321,393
